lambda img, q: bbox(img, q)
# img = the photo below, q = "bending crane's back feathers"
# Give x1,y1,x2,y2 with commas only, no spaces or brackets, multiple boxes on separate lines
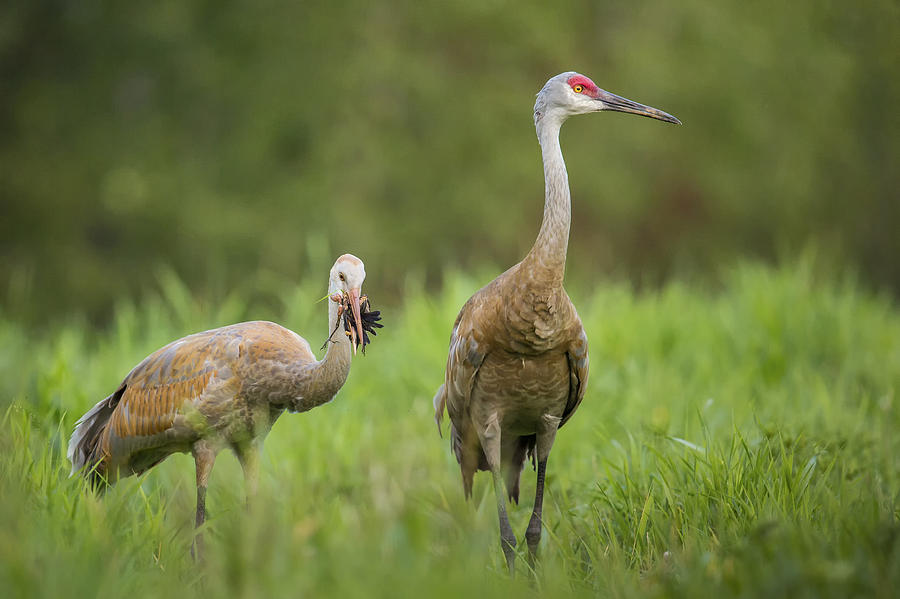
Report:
68,321,317,485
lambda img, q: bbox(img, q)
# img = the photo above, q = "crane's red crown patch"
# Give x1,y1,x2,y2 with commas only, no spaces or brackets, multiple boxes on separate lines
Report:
567,75,600,97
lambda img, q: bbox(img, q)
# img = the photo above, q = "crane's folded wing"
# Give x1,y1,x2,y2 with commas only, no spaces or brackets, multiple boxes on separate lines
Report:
560,324,589,428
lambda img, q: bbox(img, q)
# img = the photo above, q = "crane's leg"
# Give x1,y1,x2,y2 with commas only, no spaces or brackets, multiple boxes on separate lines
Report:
525,415,560,567
236,441,261,508
478,413,517,574
191,440,217,560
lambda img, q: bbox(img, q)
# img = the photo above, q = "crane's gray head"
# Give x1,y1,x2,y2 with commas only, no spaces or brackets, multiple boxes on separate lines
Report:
329,253,366,344
534,72,680,128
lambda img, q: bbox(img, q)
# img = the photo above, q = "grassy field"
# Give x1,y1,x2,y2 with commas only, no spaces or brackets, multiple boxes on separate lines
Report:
1,258,898,598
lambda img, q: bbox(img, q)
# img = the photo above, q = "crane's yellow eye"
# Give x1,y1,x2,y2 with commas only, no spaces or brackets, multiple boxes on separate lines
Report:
573,85,584,94
339,273,346,282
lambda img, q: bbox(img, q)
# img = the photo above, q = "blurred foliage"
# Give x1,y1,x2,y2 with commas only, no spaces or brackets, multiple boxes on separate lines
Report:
1,0,898,324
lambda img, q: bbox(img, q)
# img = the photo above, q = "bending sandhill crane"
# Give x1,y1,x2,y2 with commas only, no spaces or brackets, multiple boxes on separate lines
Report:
69,254,378,554
433,72,679,572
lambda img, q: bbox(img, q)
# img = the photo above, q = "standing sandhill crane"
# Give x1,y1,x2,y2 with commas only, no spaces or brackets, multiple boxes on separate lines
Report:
68,254,379,555
433,72,679,572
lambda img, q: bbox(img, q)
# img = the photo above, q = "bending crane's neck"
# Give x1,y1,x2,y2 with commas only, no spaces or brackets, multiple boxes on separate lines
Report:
305,297,353,406
524,116,569,287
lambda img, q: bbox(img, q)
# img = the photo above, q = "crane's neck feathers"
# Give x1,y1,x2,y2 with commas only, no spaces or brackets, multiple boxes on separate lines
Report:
318,295,353,377
288,287,353,413
523,115,570,286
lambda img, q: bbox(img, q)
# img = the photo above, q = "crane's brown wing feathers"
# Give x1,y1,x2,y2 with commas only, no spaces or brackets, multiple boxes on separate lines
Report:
440,294,491,428
108,371,215,440
561,323,589,427
434,290,501,497
99,330,224,467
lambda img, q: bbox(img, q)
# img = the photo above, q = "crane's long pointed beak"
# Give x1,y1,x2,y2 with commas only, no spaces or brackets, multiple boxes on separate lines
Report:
598,90,681,124
347,288,364,354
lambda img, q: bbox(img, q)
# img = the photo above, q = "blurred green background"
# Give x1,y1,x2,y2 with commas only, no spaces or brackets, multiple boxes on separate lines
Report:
1,0,897,324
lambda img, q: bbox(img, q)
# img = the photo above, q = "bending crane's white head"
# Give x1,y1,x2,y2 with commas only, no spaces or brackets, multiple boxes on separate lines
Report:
534,71,680,127
329,253,366,296
328,253,367,345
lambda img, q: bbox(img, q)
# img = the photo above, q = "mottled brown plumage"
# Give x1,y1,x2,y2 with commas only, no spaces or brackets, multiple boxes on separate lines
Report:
68,254,372,555
436,267,589,500
433,72,679,573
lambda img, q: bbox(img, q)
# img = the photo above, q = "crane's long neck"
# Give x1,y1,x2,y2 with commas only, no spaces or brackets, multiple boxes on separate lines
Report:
300,298,353,408
523,117,569,287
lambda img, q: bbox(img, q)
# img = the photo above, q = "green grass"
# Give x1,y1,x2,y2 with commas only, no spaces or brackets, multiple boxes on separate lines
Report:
1,258,898,598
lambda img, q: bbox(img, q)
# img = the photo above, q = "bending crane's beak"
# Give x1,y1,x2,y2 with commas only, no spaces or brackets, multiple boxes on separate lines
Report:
597,90,681,125
347,287,364,354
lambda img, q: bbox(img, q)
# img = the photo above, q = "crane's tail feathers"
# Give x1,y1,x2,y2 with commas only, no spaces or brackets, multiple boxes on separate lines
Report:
67,386,122,487
432,384,446,438
462,470,475,500
452,422,481,501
